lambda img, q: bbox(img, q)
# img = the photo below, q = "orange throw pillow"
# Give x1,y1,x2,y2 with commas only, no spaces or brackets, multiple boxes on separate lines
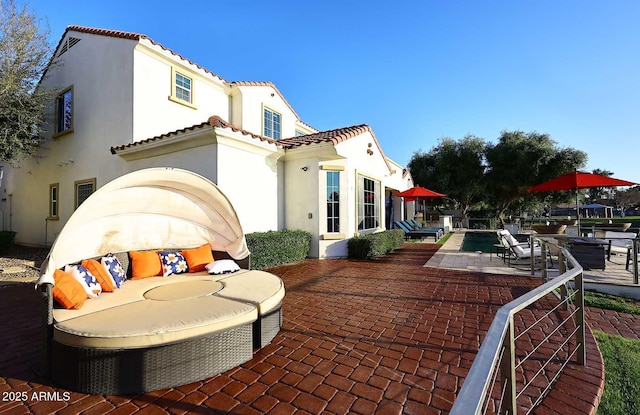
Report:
182,244,214,272
81,259,115,292
52,269,86,309
129,250,162,279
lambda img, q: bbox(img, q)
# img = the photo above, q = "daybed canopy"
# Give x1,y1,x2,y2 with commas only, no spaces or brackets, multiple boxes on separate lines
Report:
39,167,249,284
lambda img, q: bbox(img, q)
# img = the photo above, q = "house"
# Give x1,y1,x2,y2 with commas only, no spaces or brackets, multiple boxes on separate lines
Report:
0,26,414,258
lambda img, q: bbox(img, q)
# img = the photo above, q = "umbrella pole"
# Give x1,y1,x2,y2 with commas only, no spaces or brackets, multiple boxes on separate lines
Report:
576,190,581,235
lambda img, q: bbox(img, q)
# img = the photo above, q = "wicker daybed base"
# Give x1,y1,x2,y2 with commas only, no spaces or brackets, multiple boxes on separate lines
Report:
50,324,254,395
40,251,284,395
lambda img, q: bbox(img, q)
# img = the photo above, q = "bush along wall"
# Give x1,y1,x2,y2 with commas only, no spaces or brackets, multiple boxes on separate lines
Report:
0,231,16,255
246,229,312,270
347,229,405,259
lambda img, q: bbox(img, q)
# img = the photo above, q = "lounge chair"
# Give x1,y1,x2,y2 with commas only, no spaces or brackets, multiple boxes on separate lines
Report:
496,229,545,266
604,231,637,270
394,221,443,241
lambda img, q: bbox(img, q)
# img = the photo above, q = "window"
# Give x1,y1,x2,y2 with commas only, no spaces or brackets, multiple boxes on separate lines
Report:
55,87,73,135
263,107,281,139
357,175,380,231
295,129,305,137
327,171,340,233
175,72,192,103
49,183,59,219
168,68,196,108
75,178,96,209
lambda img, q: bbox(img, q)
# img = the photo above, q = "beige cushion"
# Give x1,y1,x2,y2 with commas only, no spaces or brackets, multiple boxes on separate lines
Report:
53,271,222,322
216,270,285,314
54,295,257,349
52,269,285,349
143,280,223,300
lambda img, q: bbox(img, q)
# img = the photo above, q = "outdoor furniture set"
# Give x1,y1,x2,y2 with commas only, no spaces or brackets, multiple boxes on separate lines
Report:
393,220,445,241
36,168,285,395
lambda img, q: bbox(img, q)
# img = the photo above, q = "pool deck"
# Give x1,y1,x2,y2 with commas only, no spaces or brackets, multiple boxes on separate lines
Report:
428,230,640,299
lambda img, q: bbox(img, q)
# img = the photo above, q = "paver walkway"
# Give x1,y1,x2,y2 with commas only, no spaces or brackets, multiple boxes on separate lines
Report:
0,244,608,414
586,307,640,340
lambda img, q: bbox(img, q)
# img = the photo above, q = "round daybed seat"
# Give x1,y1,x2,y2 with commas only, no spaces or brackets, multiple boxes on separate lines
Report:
37,168,286,395
45,266,284,395
51,270,284,349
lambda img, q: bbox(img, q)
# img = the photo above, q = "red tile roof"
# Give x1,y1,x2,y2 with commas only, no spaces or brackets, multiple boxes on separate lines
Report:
278,125,371,148
110,116,276,154
278,124,394,172
65,26,226,82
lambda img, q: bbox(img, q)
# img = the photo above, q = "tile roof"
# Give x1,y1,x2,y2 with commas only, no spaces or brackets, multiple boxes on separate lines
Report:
230,81,301,122
278,124,371,149
279,124,394,172
64,26,227,82
110,116,276,154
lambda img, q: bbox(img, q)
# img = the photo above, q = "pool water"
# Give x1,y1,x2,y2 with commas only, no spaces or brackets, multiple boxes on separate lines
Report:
460,232,499,253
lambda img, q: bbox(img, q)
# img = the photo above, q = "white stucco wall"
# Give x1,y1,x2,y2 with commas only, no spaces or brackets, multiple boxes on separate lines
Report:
235,85,299,139
132,41,229,142
7,32,138,246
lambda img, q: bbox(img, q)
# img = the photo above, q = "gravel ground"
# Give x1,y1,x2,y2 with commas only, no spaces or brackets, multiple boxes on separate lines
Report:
0,245,49,284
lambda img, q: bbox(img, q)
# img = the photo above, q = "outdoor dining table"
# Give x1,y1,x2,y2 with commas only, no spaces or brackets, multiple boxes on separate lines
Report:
553,235,609,270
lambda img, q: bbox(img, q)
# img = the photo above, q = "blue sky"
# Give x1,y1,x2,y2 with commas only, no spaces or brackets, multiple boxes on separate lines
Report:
24,0,640,183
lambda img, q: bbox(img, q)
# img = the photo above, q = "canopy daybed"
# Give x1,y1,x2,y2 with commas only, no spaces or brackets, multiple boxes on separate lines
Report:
37,167,284,394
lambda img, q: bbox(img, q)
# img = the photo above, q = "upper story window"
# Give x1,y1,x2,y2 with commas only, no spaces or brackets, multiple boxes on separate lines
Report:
168,68,196,108
175,72,192,103
55,87,73,136
263,107,281,140
295,129,305,137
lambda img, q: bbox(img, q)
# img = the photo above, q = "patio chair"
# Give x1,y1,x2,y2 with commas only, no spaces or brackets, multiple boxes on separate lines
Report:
394,221,443,241
604,231,637,270
496,229,545,266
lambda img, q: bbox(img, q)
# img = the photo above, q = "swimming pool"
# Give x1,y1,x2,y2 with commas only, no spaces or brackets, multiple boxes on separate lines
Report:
460,231,499,253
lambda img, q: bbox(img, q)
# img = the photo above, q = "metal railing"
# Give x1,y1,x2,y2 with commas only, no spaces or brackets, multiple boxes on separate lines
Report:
451,238,585,414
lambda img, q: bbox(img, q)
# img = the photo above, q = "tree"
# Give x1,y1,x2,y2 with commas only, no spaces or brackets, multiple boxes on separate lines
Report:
586,168,614,202
484,130,587,224
0,0,55,163
408,135,487,219
614,187,640,215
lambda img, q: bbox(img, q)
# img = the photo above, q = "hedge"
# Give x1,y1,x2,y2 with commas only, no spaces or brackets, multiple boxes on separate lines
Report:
347,229,405,259
0,231,16,255
246,229,312,270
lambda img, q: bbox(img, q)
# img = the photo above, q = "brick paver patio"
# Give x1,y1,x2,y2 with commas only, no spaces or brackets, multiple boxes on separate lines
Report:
0,243,617,414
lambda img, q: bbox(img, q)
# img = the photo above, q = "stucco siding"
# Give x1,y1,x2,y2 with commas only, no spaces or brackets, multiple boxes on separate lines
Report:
132,45,229,142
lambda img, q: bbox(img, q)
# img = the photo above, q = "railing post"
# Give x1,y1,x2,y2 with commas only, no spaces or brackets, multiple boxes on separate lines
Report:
500,317,517,415
541,239,548,281
558,250,566,274
634,239,639,285
576,270,586,365
530,236,535,276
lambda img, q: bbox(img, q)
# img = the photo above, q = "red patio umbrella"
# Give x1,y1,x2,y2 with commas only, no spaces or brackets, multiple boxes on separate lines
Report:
528,170,636,232
395,186,446,201
395,186,446,223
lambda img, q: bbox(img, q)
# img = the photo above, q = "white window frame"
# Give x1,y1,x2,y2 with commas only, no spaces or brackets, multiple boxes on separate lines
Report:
357,174,381,232
326,171,340,233
263,106,281,140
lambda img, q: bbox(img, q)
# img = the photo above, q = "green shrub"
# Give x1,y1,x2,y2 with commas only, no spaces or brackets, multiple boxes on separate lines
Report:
347,229,405,259
0,231,16,254
246,229,312,270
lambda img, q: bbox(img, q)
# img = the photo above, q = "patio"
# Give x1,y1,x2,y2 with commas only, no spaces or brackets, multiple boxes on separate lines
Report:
430,230,640,299
0,242,608,414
